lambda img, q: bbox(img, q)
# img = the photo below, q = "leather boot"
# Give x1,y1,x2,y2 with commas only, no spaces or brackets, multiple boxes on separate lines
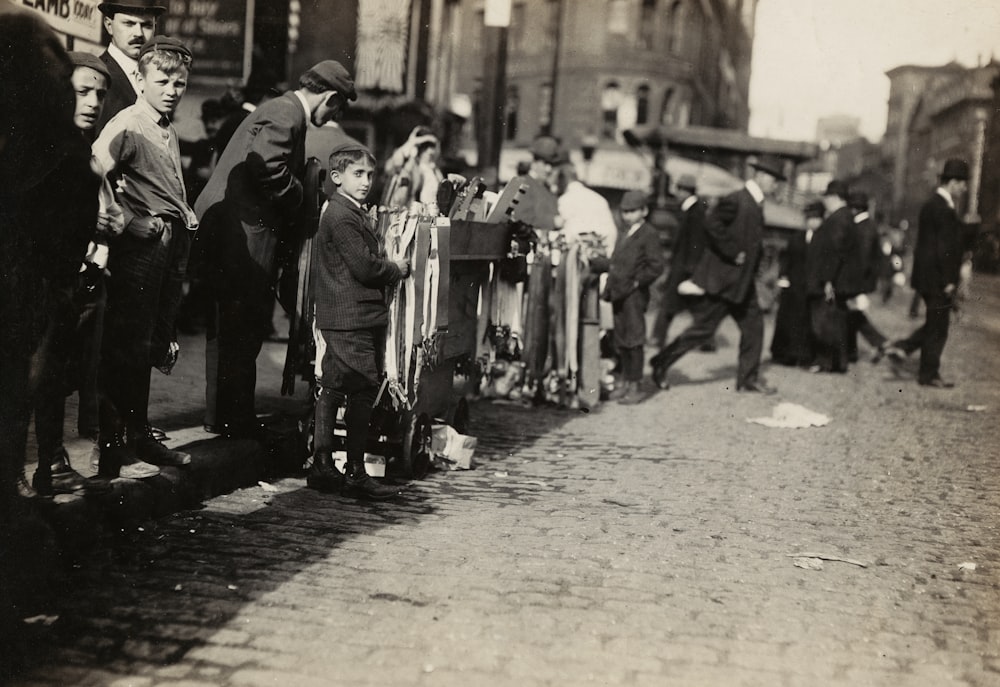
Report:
618,380,643,405
98,433,159,480
307,388,343,493
342,460,399,501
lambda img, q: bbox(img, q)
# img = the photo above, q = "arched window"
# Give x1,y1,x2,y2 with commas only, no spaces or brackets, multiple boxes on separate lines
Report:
636,85,651,125
667,0,683,54
601,82,622,138
505,85,520,141
659,86,674,125
639,0,657,49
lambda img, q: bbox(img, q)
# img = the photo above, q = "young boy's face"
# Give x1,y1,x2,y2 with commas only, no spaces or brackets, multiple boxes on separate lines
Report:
139,64,188,117
71,66,108,131
332,157,374,203
622,206,648,225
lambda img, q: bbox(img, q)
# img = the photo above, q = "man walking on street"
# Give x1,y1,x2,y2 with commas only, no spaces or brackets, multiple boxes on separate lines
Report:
95,0,163,133
650,157,783,394
194,61,356,438
886,159,977,388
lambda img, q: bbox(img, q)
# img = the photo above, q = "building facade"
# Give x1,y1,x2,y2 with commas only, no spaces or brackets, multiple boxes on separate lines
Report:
436,0,758,150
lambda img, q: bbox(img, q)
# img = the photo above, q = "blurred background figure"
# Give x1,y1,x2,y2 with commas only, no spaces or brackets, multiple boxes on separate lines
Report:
771,200,823,368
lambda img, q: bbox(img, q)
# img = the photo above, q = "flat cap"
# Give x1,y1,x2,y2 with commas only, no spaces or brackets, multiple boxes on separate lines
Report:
330,140,373,158
98,0,165,16
530,136,564,165
749,155,786,181
68,51,111,81
941,158,970,181
139,36,192,62
676,173,698,192
620,189,649,212
823,179,849,199
303,60,357,101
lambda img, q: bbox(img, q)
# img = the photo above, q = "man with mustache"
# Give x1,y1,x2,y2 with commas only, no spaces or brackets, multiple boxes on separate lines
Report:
96,0,164,133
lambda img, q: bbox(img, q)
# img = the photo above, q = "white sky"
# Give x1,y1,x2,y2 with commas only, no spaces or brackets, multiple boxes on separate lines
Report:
748,0,1000,142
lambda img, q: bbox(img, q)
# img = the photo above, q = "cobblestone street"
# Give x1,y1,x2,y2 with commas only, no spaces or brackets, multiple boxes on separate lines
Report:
7,276,1000,687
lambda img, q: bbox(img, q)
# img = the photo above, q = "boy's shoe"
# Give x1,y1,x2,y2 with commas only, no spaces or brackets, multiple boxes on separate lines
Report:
97,435,160,480
118,460,161,480
342,464,400,501
132,425,191,466
306,453,343,493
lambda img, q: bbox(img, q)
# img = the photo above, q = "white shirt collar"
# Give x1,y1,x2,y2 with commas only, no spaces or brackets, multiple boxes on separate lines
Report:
626,221,643,238
338,190,362,209
107,43,142,97
936,186,955,209
854,211,869,224
745,179,765,205
681,195,698,212
294,90,312,124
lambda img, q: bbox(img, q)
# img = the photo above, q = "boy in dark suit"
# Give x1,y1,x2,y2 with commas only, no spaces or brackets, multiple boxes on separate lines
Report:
308,142,409,499
603,190,665,404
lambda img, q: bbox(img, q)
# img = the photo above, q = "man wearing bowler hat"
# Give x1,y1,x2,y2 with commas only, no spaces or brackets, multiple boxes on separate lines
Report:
194,61,357,438
96,0,165,133
650,156,783,394
885,158,978,387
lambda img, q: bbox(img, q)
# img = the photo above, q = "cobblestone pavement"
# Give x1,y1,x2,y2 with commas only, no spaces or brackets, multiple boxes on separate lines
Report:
8,277,1000,686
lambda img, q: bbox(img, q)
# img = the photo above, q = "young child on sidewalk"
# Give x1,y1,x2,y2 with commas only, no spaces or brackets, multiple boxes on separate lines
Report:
307,141,409,500
602,189,665,404
92,36,198,479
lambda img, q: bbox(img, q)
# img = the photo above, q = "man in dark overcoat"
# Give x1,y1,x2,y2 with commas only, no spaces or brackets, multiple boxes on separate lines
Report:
95,0,163,133
193,61,356,438
844,190,889,361
805,180,855,372
886,159,976,387
650,158,783,393
650,174,709,346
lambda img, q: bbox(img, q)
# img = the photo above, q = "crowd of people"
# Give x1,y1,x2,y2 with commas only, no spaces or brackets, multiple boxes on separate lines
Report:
0,0,980,521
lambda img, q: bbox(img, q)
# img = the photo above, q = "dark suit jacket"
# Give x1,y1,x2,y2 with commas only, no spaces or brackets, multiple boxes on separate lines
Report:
605,220,664,347
313,192,403,331
911,192,965,296
662,197,708,316
690,187,763,304
806,205,854,296
195,92,306,232
853,214,881,294
97,51,137,133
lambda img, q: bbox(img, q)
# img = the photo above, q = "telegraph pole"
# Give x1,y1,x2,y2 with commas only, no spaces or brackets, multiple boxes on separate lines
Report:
478,0,510,188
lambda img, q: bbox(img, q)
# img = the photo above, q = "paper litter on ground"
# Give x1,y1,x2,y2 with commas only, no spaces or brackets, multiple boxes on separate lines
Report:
747,402,830,428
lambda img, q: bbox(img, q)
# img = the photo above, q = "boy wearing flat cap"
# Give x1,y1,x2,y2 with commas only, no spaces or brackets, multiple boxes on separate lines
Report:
602,190,665,404
92,36,197,479
194,60,356,440
307,142,409,499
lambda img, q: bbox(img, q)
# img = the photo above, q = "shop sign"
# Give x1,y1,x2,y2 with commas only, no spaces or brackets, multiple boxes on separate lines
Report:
21,0,102,43
162,0,247,79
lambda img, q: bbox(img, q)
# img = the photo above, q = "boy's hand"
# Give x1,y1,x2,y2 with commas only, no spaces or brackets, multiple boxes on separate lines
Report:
128,215,166,240
394,259,411,279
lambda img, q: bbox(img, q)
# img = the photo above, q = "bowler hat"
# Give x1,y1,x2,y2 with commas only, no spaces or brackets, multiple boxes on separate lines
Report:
302,60,357,101
98,0,165,16
68,52,111,81
530,136,564,165
848,190,869,210
749,155,786,181
823,179,849,199
941,158,970,182
676,174,698,192
138,36,192,61
620,190,649,212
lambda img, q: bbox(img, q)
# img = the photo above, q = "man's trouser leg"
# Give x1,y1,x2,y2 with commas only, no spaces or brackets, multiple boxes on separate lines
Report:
918,291,951,383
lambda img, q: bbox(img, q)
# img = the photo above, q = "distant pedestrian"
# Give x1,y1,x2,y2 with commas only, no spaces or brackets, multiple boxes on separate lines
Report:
95,0,164,133
306,142,407,500
885,159,978,387
651,157,783,394
805,180,853,373
194,60,356,439
92,36,198,478
771,200,823,367
601,190,665,404
844,191,890,362
650,173,709,347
